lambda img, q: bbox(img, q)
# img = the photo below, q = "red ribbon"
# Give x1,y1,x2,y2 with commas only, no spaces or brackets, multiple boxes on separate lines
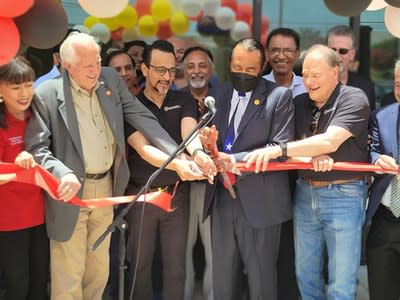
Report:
234,161,397,173
1,161,395,210
0,163,174,212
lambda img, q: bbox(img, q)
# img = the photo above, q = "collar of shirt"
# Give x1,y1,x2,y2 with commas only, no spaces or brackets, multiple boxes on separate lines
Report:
264,71,306,93
306,83,341,112
69,75,100,97
228,89,252,126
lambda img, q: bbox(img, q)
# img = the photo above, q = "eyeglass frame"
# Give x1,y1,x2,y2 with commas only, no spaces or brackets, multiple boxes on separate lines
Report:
148,64,177,76
330,47,351,55
309,107,321,135
268,47,298,56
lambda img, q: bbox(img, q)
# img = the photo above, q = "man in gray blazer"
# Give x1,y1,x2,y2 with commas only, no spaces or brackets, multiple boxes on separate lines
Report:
25,32,199,300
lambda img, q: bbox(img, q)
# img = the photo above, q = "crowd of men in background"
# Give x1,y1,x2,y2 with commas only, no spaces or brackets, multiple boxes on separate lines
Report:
0,23,400,300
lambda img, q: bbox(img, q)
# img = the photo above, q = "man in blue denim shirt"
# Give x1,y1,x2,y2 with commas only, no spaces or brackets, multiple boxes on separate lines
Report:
244,44,370,300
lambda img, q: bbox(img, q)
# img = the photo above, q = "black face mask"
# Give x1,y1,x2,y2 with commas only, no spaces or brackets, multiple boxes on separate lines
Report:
230,72,261,93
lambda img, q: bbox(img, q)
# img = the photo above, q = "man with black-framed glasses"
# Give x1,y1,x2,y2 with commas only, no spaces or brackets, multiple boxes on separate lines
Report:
327,25,376,110
244,44,370,300
124,39,216,300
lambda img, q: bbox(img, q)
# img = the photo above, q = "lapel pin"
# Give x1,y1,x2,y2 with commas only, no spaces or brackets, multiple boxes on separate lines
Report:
105,90,112,96
253,99,261,106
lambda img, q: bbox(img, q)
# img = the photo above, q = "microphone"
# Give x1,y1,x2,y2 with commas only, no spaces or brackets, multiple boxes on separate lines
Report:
204,96,216,114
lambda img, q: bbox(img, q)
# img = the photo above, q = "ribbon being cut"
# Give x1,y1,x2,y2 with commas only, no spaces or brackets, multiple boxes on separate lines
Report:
1,161,398,211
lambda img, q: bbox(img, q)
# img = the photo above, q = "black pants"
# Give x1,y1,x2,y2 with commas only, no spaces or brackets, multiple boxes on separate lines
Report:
212,186,281,300
367,205,400,300
0,224,49,300
126,183,189,300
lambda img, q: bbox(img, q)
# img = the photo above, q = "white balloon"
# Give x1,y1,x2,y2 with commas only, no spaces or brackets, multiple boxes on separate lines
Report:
78,0,128,18
89,23,110,43
73,24,89,34
230,21,250,41
122,27,141,42
182,0,202,17
384,5,400,37
215,6,236,30
367,0,387,10
203,0,220,17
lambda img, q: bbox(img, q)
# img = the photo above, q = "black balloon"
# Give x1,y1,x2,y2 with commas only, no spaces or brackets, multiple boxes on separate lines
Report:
324,0,372,16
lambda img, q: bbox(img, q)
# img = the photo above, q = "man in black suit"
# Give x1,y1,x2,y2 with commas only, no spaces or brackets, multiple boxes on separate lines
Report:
202,38,294,300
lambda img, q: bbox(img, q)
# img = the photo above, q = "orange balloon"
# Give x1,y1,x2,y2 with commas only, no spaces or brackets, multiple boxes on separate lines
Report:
236,3,252,24
136,0,151,16
0,18,20,66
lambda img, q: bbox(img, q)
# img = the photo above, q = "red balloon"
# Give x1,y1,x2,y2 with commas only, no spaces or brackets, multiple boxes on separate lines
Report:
251,15,270,35
221,0,238,12
236,3,252,24
136,0,151,17
0,17,20,67
189,10,204,22
0,0,33,18
111,27,124,41
260,32,268,46
157,20,173,40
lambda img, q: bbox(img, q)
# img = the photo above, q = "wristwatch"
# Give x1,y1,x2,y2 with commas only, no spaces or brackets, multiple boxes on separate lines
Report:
278,142,288,159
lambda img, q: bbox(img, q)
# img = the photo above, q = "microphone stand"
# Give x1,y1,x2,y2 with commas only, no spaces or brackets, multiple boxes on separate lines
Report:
92,109,215,300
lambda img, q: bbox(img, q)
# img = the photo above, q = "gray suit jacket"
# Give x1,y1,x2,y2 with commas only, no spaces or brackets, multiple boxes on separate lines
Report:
25,68,177,241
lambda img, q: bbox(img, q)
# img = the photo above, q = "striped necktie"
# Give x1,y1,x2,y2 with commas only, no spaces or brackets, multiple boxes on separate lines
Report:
390,150,400,217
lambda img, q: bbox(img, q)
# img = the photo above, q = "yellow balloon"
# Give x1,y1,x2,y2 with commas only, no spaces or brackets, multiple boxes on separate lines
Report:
138,15,158,36
99,17,120,31
170,11,189,35
151,0,172,21
83,15,100,29
116,5,138,30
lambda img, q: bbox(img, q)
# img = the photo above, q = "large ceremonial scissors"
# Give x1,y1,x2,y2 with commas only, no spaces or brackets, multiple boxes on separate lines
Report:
208,126,241,198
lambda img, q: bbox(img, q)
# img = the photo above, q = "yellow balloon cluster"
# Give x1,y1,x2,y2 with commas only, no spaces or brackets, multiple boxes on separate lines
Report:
81,0,191,40
138,15,159,37
170,12,189,35
151,0,172,21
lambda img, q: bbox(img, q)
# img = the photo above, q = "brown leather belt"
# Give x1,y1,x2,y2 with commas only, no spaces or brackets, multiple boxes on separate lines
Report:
85,171,109,180
301,176,365,187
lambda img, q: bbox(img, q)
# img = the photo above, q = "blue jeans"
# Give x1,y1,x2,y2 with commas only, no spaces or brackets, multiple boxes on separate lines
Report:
294,179,367,300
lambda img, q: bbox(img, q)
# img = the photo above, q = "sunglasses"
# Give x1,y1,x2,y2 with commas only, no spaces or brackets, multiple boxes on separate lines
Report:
330,47,350,55
309,107,321,135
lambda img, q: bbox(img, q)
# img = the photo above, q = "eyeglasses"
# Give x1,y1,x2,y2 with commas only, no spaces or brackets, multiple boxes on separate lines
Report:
330,47,350,55
269,47,297,56
309,107,321,135
149,64,177,76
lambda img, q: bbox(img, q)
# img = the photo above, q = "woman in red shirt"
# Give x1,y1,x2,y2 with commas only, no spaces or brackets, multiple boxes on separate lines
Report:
0,57,49,300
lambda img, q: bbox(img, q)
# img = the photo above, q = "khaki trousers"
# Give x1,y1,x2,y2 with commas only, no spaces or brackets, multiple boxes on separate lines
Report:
50,174,113,300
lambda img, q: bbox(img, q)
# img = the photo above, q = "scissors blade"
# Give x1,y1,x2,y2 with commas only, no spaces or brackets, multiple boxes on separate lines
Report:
219,160,237,198
220,170,236,199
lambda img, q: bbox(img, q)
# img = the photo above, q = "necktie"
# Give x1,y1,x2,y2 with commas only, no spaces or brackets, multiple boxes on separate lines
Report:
223,92,246,153
390,149,400,217
221,92,245,188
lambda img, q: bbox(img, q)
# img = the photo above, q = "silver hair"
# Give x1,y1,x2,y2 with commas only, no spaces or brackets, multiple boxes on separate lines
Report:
303,44,340,68
395,60,400,75
60,32,100,64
